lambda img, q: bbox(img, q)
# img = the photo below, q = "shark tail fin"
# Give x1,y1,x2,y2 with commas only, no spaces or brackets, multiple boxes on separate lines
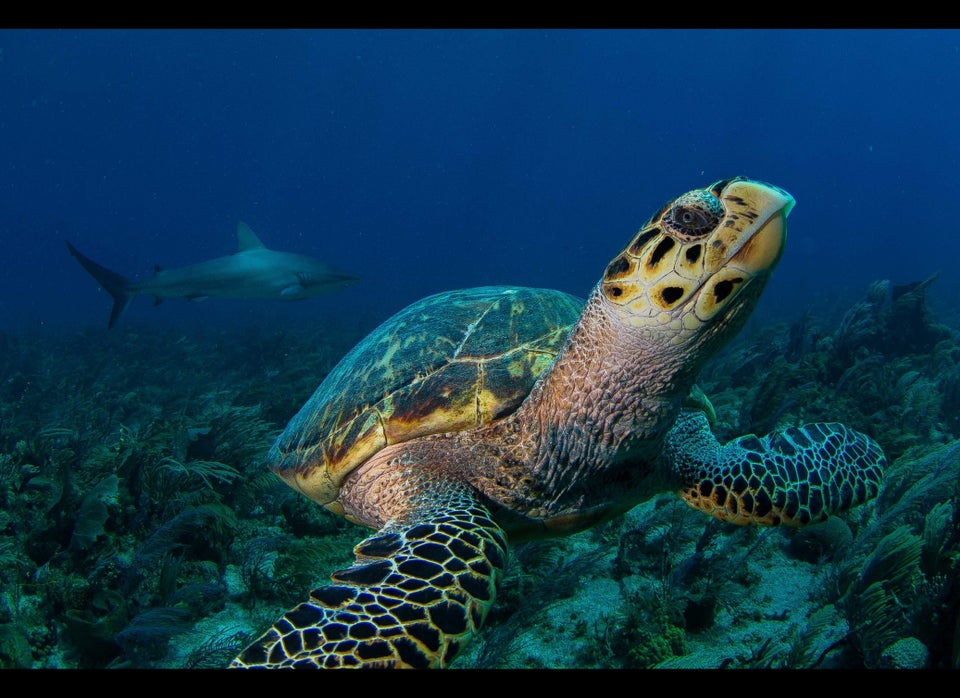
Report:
65,241,135,329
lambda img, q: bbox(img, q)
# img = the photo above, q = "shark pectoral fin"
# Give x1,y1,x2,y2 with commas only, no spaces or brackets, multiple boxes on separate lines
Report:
280,285,305,297
152,296,164,306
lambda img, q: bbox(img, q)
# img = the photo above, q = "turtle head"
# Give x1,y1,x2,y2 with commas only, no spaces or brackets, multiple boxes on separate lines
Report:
599,177,793,348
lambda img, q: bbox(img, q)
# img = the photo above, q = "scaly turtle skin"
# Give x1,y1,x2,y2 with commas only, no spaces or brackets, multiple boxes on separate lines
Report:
231,178,886,669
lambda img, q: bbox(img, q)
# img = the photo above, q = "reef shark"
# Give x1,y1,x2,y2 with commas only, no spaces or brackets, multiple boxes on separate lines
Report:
66,221,360,328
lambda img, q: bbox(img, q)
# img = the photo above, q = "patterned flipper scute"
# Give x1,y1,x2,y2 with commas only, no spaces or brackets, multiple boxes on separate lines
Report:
667,410,886,526
231,481,507,668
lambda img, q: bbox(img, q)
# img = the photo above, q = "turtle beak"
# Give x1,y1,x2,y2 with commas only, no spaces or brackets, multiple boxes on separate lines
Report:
715,179,793,278
688,180,793,327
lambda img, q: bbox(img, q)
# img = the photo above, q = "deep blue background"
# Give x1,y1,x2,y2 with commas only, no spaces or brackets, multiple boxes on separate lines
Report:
1,29,958,333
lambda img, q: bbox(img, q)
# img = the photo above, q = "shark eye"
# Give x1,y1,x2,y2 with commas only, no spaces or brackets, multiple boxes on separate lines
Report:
662,190,723,240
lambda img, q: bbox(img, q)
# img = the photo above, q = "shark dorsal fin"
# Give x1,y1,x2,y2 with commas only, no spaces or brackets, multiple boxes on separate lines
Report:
236,221,267,252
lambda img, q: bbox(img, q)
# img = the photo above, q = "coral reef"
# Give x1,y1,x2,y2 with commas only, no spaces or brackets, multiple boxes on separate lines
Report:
0,322,365,668
1,273,959,668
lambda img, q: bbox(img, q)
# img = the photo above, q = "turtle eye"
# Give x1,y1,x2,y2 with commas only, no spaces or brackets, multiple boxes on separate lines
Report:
679,207,705,227
662,190,724,240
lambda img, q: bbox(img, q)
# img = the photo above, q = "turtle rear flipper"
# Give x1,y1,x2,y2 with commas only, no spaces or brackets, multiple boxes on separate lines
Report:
231,478,507,669
665,410,886,526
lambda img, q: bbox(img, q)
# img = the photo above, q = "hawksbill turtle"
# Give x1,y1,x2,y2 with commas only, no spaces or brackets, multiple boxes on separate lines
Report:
230,177,885,669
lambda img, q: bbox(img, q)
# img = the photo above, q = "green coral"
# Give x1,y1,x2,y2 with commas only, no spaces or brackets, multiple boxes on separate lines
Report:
63,589,129,664
1,272,959,668
0,623,32,668
627,622,686,668
838,525,923,668
878,636,930,669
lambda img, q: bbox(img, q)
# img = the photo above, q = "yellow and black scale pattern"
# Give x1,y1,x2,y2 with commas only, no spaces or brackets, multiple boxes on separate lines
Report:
664,410,885,526
231,478,508,668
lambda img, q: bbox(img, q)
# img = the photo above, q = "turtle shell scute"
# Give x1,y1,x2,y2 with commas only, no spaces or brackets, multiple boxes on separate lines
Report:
268,285,584,504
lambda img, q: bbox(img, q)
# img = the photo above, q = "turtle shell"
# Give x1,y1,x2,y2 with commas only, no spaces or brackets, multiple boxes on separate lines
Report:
269,285,584,507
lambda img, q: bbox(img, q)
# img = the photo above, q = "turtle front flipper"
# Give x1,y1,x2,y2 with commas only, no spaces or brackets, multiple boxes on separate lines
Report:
664,410,886,526
230,479,507,669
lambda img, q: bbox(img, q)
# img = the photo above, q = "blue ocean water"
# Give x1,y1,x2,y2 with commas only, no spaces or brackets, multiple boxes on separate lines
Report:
1,29,959,670
2,29,958,332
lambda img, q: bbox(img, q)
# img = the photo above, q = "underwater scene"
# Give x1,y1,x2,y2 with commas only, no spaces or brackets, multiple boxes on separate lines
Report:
1,29,959,670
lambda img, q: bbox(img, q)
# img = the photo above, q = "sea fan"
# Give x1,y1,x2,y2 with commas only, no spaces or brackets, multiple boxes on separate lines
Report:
875,441,960,529
158,457,240,491
69,474,120,551
922,500,956,577
113,606,193,665
122,503,237,595
181,627,252,669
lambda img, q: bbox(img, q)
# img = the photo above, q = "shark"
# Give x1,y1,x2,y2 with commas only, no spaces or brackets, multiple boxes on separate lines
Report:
66,221,361,328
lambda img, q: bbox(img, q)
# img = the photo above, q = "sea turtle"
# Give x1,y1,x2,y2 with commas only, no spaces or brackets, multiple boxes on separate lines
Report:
230,177,886,669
